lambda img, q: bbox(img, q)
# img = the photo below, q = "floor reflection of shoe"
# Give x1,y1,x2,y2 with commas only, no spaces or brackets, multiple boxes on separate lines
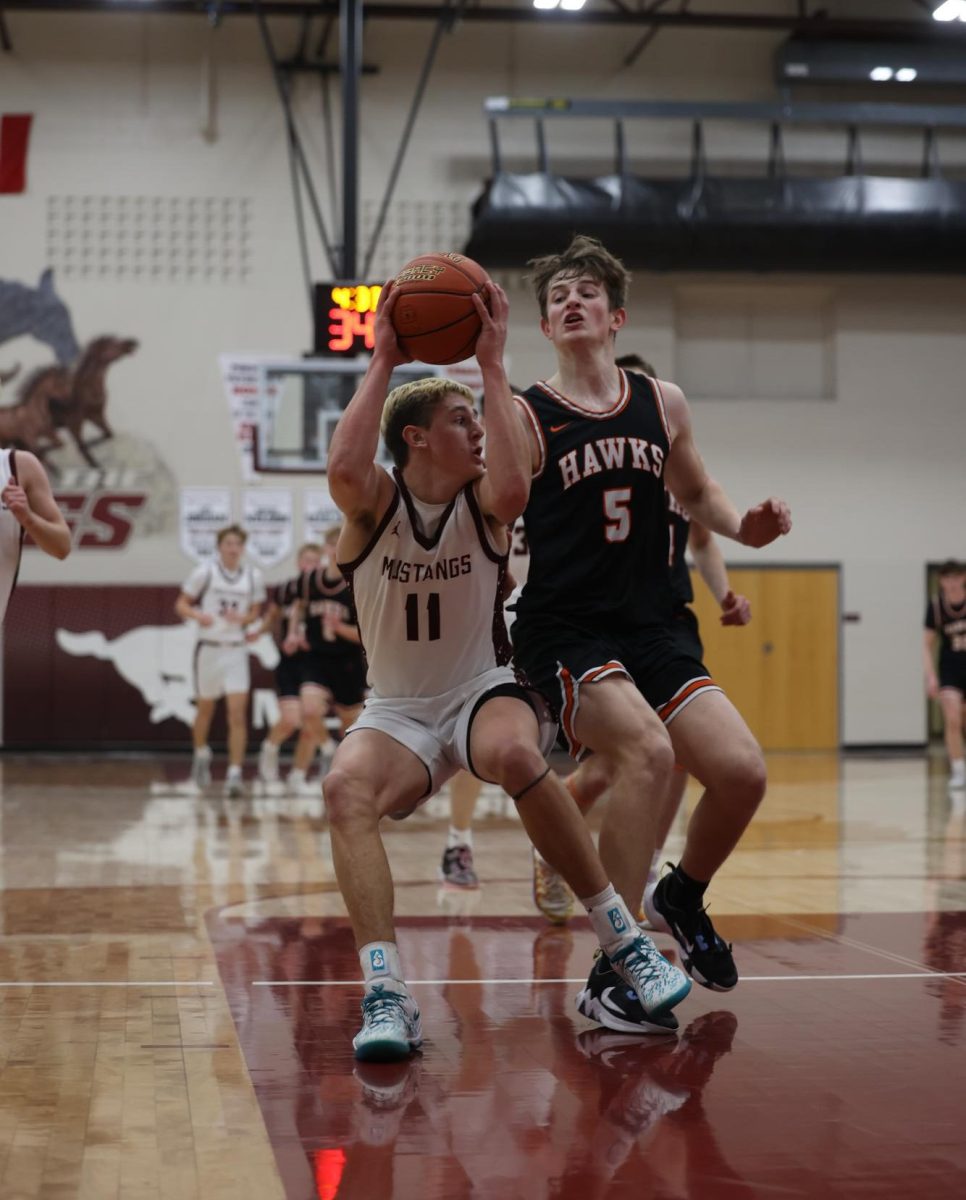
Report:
258,741,280,784
644,871,738,992
532,848,573,924
576,953,680,1035
436,884,482,917
576,1026,677,1068
353,1059,421,1147
439,844,479,889
353,984,423,1062
191,749,212,789
658,1010,738,1093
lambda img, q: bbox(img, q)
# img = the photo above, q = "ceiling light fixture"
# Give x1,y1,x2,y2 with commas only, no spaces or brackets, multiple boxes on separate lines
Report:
933,1,966,21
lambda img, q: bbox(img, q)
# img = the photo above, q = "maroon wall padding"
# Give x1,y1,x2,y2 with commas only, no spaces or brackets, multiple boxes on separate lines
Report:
0,114,32,194
3,586,276,749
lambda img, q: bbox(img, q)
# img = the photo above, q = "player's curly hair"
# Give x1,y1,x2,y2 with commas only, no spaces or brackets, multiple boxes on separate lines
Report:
528,235,631,319
381,376,475,470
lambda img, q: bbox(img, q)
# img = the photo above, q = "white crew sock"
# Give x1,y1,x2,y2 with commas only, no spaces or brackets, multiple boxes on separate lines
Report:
359,941,406,991
581,884,639,959
447,826,473,850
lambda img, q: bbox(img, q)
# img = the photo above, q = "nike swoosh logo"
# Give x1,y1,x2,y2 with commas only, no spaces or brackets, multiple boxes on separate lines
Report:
549,422,571,433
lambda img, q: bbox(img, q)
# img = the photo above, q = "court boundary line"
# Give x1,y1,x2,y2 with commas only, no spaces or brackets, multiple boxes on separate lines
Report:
251,970,966,986
0,981,215,988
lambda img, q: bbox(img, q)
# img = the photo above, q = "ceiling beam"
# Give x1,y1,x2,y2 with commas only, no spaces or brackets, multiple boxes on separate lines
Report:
4,0,966,41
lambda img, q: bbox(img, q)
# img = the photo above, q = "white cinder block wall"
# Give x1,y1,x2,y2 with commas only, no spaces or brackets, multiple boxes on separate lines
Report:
1,11,964,745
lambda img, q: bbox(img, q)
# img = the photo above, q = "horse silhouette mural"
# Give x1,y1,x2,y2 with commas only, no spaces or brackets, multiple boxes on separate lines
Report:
0,335,138,468
0,269,80,365
51,335,139,466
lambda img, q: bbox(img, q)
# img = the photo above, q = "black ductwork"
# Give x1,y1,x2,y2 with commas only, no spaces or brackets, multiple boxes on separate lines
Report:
469,97,966,273
465,170,966,272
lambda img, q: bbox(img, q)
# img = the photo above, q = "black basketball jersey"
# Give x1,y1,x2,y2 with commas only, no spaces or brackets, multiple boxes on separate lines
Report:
301,567,364,660
515,369,674,629
926,593,966,664
667,489,693,610
271,578,300,645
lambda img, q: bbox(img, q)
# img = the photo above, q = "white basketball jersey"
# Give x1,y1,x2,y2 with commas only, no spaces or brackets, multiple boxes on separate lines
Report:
182,558,266,644
0,449,24,624
342,472,510,699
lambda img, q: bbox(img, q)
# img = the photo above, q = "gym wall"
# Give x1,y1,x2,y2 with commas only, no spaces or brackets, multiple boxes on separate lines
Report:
0,11,962,746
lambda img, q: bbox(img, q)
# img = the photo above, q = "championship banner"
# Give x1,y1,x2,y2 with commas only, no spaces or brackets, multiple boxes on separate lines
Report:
303,483,342,543
219,354,265,481
180,487,232,563
242,488,293,567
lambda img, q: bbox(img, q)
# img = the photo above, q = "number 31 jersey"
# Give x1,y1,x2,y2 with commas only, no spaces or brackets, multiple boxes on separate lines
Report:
340,469,510,699
515,369,674,630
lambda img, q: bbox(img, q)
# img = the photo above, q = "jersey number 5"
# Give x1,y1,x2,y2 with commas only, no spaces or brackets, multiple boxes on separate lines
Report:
603,488,632,543
405,592,441,641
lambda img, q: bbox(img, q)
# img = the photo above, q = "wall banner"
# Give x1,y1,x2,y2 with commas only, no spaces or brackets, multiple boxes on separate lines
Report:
242,488,293,567
180,487,232,563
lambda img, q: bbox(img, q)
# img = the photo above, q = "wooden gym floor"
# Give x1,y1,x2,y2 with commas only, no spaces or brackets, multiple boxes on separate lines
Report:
0,750,963,1198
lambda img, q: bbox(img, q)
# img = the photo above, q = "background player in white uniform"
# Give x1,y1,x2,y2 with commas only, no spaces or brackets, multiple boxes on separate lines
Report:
175,524,266,797
0,448,71,621
324,279,691,1062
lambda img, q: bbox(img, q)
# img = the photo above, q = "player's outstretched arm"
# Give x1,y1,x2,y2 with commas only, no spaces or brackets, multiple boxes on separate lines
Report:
662,381,792,549
2,451,71,559
472,282,531,524
689,520,752,625
326,281,406,527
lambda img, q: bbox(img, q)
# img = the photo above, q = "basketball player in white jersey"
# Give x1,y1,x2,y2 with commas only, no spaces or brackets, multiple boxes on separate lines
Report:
324,279,691,1062
0,448,71,620
175,524,266,797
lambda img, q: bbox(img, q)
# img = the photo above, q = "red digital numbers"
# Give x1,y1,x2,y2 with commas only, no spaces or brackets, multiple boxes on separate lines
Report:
327,308,376,353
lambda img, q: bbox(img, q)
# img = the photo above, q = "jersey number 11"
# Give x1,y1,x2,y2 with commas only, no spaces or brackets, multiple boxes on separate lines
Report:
405,592,441,641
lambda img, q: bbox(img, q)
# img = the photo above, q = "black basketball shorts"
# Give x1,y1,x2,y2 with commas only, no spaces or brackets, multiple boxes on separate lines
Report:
668,604,704,662
275,650,368,706
512,611,721,760
939,655,966,695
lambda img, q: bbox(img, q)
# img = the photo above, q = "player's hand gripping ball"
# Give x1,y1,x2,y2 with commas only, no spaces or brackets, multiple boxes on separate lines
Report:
389,252,491,365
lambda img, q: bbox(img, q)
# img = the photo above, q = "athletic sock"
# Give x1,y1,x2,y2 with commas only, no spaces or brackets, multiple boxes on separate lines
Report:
580,883,638,959
447,826,473,850
226,764,242,780
665,864,709,910
359,941,406,991
193,745,211,761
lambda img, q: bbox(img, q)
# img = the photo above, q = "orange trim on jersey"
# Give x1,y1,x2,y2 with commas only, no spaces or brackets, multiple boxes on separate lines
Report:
657,676,721,725
514,394,547,479
647,374,672,445
536,372,629,421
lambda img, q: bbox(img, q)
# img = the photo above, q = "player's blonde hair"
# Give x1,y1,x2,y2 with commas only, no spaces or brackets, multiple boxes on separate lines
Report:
528,235,631,319
381,376,475,469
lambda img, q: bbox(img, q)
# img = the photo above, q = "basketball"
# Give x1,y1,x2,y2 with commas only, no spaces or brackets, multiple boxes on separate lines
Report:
389,251,491,365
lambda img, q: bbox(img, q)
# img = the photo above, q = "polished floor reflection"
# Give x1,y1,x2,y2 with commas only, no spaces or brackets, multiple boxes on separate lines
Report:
0,751,963,1198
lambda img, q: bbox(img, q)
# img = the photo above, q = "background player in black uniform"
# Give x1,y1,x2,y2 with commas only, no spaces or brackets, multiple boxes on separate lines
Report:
289,523,367,793
618,353,752,896
256,542,322,794
512,235,790,1005
924,559,966,790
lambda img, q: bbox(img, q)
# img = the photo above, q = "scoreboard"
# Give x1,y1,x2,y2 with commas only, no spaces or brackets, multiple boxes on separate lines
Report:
313,281,383,356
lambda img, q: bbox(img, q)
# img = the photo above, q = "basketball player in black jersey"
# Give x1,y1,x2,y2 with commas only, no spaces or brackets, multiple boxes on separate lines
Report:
291,524,367,789
617,353,752,893
512,235,791,1004
925,560,966,790
256,542,323,793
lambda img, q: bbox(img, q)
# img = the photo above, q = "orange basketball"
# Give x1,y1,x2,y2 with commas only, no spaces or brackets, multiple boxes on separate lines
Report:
389,252,490,365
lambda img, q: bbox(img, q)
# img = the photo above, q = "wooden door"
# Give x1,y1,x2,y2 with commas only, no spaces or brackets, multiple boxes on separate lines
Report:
688,567,839,751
